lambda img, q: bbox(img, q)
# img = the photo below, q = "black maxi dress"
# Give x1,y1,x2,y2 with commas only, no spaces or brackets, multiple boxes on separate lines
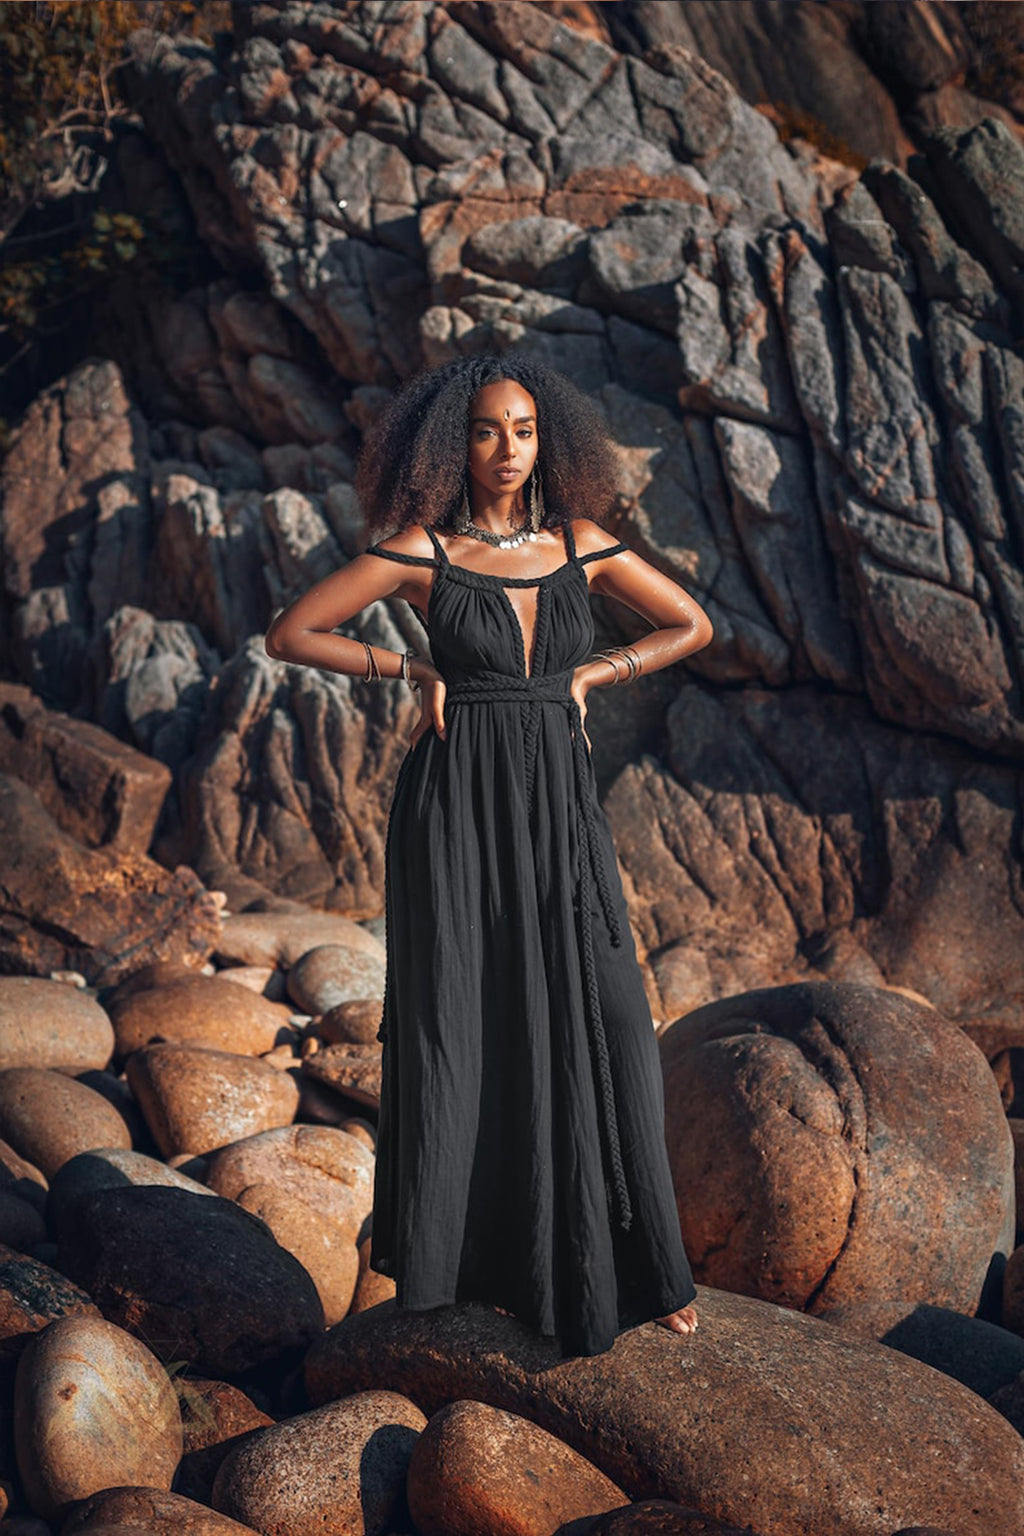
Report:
364,519,696,1359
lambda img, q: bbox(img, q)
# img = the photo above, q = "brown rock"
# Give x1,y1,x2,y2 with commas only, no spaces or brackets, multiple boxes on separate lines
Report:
108,976,293,1058
101,962,210,1006
0,1069,131,1180
1002,1244,1024,1336
0,683,171,856
660,982,1013,1314
174,1377,275,1504
61,1486,254,1536
319,999,384,1046
989,1369,1024,1436
56,1184,324,1376
300,1042,381,1112
286,945,385,1016
214,912,383,970
351,1231,395,1315
0,979,114,1074
0,1247,99,1365
126,1043,299,1157
212,1390,426,1536
0,775,220,987
213,965,285,1001
1011,1119,1024,1241
14,1316,182,1519
407,1398,627,1535
205,1125,372,1325
304,1287,1024,1536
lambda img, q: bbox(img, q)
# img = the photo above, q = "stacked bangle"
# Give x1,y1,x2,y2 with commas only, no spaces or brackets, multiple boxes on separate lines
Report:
591,644,643,684
362,641,421,690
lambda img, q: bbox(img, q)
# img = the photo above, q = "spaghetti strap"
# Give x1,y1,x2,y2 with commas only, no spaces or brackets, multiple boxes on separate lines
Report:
579,540,630,566
364,541,438,567
562,520,577,563
424,525,450,565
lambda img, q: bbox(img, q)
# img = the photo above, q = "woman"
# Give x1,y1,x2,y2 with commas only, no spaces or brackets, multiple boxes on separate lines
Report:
266,353,714,1359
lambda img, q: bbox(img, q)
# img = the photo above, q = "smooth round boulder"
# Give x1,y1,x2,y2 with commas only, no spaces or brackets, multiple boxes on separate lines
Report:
407,1399,627,1535
660,982,1013,1314
305,1286,1024,1536
0,1246,99,1365
286,945,385,1015
14,1316,182,1518
0,1069,131,1179
212,1390,426,1536
56,1184,324,1376
108,976,292,1059
319,999,385,1046
126,1043,299,1157
47,1148,215,1235
215,912,383,970
0,978,114,1073
205,1125,372,1325
0,1188,46,1250
61,1486,255,1536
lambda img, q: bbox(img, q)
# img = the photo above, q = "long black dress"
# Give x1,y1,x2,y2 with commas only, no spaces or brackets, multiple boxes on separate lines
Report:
364,519,696,1359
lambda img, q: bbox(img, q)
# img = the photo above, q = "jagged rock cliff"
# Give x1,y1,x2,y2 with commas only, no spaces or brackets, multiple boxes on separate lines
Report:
3,0,1024,1025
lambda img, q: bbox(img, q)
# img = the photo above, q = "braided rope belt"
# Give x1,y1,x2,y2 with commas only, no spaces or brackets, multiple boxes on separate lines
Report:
445,671,633,1233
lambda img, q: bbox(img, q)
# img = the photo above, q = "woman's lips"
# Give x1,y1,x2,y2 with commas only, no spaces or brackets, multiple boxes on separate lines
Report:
495,468,520,479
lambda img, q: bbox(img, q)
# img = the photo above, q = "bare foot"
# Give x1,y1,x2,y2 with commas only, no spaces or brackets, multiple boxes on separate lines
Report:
654,1302,698,1335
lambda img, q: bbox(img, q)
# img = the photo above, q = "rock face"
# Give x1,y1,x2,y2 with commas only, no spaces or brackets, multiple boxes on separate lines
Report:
406,1399,627,1536
13,1315,182,1519
304,1287,1024,1536
56,1183,325,1375
0,2,1021,1014
0,977,114,1074
0,681,171,855
212,1390,427,1536
0,773,220,986
659,982,1013,1315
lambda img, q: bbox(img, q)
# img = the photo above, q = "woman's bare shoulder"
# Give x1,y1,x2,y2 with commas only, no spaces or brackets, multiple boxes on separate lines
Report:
570,517,626,557
368,525,437,559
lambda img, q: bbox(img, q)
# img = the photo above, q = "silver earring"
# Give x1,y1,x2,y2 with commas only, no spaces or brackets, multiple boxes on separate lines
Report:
453,470,472,532
527,462,544,532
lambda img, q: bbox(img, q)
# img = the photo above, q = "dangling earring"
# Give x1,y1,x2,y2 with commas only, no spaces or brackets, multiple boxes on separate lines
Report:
527,461,545,532
453,468,473,533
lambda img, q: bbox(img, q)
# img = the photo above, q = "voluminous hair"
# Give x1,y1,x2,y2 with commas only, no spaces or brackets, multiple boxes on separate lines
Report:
354,352,620,537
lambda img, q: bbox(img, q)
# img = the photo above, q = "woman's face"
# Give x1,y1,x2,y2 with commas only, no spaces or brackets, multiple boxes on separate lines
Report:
466,378,539,503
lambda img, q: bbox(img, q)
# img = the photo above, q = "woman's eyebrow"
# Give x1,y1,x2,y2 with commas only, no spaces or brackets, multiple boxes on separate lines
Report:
471,414,536,425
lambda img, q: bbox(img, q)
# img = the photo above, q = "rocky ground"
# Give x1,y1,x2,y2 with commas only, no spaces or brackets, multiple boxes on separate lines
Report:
3,2,1024,1532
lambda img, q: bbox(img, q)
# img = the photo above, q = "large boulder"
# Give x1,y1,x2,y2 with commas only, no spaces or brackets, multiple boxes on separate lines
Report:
405,1399,628,1536
107,974,293,1058
0,977,114,1074
125,1041,299,1157
659,982,1013,1314
304,1288,1024,1536
14,1315,182,1519
205,1125,372,1327
56,1183,324,1376
61,1486,255,1536
212,1390,427,1536
0,1068,132,1179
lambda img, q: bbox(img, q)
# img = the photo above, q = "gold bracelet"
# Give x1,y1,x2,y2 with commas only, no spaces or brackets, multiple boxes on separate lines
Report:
362,641,382,682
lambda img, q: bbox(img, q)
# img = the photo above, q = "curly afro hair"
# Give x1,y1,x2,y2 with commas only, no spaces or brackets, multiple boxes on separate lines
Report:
354,351,620,538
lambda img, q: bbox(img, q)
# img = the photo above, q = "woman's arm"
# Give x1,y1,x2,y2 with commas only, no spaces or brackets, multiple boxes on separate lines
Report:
571,518,714,690
265,532,437,689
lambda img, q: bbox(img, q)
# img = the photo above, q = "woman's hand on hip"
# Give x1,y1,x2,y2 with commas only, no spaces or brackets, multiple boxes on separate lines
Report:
409,665,447,746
